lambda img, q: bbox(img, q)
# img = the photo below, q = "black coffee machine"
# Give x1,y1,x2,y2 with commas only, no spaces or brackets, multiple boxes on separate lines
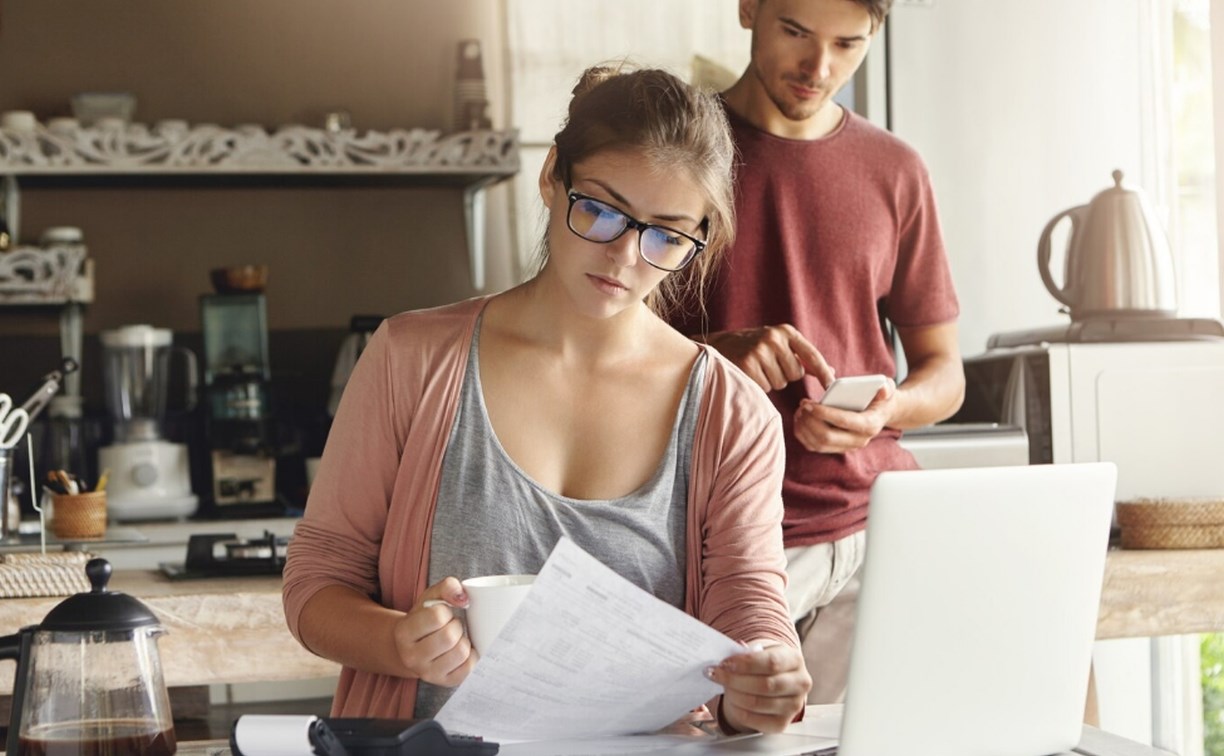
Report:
200,293,278,515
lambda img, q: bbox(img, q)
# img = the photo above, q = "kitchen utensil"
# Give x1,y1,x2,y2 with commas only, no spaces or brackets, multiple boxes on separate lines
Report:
0,111,38,132
70,92,137,126
0,447,17,541
159,532,287,579
323,111,352,133
210,264,269,294
1038,169,1177,321
19,357,80,424
50,490,107,539
0,407,29,450
0,557,176,755
97,325,198,522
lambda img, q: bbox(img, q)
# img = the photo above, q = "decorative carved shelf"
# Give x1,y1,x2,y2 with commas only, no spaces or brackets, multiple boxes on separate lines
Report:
0,122,520,288
0,243,93,305
0,122,518,175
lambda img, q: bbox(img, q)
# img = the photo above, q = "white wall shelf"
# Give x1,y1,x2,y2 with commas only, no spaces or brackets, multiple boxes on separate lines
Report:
0,122,520,289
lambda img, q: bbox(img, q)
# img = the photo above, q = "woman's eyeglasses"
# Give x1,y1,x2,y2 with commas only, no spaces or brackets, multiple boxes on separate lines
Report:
565,190,706,272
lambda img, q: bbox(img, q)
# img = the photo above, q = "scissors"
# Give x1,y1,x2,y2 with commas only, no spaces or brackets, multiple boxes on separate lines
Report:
0,393,29,450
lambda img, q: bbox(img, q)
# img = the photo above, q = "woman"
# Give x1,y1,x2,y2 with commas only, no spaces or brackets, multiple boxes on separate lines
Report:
283,65,810,735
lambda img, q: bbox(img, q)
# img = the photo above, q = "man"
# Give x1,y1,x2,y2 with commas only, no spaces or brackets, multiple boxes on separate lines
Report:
670,0,965,701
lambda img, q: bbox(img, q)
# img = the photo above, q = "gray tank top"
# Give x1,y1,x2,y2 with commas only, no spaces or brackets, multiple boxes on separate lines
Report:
414,318,707,717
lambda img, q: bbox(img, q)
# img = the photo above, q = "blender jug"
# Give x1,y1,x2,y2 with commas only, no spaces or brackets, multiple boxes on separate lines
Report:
0,559,176,755
100,326,197,443
98,326,199,522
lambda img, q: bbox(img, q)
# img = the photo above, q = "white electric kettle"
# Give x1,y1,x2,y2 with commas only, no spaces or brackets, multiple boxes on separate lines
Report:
1037,169,1177,321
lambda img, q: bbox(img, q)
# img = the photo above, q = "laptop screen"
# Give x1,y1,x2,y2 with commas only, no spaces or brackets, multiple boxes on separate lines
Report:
836,463,1116,756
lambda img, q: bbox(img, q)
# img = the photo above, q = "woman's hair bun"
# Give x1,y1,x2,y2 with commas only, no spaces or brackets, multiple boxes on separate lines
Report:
569,61,633,105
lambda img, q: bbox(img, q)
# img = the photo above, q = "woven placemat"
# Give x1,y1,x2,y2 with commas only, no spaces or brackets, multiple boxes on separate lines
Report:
1117,497,1224,549
0,551,93,598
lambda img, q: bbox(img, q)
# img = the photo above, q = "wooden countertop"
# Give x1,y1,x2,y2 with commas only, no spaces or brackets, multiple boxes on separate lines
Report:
0,546,1216,694
1096,547,1224,640
0,571,338,695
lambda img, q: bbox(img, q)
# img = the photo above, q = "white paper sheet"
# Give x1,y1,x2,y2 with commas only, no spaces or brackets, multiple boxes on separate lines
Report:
435,537,747,741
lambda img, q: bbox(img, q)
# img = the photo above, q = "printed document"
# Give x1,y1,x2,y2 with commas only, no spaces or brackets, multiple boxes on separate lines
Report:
436,537,746,741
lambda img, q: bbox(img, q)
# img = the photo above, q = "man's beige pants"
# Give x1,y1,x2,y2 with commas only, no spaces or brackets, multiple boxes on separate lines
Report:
784,530,867,704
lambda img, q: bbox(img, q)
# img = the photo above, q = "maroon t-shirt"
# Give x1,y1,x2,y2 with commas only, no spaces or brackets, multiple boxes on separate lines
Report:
672,106,959,547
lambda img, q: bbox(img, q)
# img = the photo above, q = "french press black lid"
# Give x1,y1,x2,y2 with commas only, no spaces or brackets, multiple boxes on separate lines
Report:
38,558,160,631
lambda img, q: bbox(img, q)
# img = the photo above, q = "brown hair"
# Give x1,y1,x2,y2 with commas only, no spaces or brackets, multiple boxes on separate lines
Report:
855,0,893,31
538,62,735,319
758,0,893,32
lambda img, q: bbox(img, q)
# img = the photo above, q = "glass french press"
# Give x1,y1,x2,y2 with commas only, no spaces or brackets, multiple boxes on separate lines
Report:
0,558,176,755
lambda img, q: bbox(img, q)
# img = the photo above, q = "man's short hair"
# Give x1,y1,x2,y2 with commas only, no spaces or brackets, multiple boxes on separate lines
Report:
758,0,893,32
855,0,893,32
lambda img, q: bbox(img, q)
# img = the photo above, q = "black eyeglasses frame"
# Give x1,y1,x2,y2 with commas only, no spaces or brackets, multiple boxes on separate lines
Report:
564,189,707,273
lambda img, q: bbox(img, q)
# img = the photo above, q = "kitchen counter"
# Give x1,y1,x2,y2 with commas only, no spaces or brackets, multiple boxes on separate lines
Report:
0,516,302,571
1096,547,1224,639
0,545,1214,695
0,571,338,694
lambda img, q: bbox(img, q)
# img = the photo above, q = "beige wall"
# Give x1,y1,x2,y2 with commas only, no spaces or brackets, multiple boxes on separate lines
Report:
0,0,515,337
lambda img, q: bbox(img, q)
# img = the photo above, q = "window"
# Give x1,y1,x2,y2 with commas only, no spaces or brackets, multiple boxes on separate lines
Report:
1171,0,1218,317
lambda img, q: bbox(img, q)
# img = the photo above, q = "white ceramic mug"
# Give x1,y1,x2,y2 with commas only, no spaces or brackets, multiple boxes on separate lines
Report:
0,111,37,132
45,117,80,135
461,574,535,655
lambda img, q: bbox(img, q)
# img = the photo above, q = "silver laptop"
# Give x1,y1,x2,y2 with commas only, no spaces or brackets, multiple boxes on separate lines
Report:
829,462,1117,756
680,463,1116,756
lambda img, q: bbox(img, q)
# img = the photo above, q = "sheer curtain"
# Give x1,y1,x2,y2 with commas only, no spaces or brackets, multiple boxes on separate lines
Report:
1168,0,1219,317
1141,0,1219,320
1212,0,1224,314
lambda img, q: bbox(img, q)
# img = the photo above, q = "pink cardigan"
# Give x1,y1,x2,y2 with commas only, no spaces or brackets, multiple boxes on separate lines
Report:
282,296,797,717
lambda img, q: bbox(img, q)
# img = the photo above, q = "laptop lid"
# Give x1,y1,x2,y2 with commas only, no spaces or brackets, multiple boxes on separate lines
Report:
838,462,1116,756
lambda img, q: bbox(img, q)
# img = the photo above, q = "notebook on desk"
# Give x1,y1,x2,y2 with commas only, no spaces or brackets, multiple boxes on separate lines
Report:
699,462,1117,756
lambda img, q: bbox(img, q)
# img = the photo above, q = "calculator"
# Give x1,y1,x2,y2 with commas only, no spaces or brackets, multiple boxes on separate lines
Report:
323,718,498,756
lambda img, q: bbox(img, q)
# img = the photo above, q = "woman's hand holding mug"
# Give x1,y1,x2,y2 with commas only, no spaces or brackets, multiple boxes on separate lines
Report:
394,577,475,687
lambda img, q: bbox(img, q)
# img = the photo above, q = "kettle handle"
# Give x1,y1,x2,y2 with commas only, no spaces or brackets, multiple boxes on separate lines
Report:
0,632,20,660
0,628,34,756
1037,205,1086,308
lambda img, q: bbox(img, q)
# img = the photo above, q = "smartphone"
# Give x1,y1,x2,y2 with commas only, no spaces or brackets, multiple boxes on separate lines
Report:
818,374,889,412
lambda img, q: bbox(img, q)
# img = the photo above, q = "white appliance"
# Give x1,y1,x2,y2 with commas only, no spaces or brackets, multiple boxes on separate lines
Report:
899,423,1029,471
98,325,199,521
959,338,1224,501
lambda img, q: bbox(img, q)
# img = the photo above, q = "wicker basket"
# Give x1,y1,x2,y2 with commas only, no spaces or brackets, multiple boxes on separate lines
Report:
50,491,107,540
1116,497,1224,549
0,551,93,598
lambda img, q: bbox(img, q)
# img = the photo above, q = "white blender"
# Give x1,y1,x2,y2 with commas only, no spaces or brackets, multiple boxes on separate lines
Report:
97,325,199,521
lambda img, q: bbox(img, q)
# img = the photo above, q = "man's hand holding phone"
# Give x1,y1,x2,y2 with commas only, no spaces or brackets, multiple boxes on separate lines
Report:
794,374,896,453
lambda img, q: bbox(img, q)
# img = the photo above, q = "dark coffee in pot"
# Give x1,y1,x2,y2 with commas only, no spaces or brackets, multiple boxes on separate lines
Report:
19,719,176,755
